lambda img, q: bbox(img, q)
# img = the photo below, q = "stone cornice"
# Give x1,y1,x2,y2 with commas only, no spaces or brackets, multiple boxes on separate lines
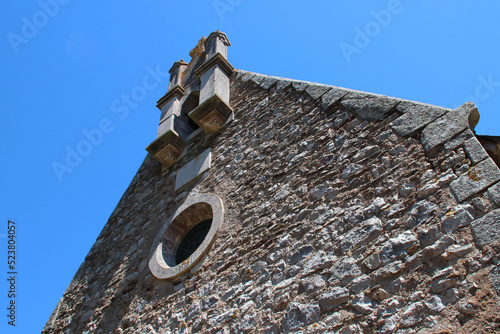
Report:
195,53,234,78
156,85,185,110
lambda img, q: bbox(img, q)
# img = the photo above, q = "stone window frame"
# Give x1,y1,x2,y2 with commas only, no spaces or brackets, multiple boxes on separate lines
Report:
148,193,224,280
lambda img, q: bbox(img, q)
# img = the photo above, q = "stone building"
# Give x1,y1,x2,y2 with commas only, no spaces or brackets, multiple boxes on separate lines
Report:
44,31,500,333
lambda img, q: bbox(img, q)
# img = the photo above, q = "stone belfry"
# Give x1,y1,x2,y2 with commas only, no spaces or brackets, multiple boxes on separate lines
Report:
44,31,500,333
146,31,233,168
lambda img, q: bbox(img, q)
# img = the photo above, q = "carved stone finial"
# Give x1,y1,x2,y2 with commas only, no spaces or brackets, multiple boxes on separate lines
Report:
168,60,188,90
205,31,231,60
206,31,231,47
189,37,207,59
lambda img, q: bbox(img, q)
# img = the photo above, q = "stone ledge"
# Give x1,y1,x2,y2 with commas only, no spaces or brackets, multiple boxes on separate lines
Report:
194,52,234,78
157,85,185,110
189,94,233,133
146,130,187,167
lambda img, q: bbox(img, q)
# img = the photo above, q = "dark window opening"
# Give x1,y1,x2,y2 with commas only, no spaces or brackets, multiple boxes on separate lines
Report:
175,219,212,265
181,92,200,133
186,115,200,132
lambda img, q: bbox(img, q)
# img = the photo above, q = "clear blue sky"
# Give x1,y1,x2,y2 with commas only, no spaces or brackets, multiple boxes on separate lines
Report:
2,1,500,332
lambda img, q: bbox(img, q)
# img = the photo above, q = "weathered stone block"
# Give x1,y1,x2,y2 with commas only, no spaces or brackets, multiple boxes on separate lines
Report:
363,252,381,271
440,204,475,233
405,200,438,228
276,79,292,92
464,137,489,165
444,129,475,152
424,235,455,259
350,294,376,314
250,73,265,86
399,302,425,328
429,278,457,294
349,275,372,294
390,101,448,136
305,84,331,100
340,217,383,253
292,81,309,92
471,209,500,248
282,303,320,333
321,88,349,110
329,257,362,285
318,287,349,311
425,296,445,312
420,102,479,152
340,92,399,122
351,145,380,162
286,245,314,265
175,149,212,190
489,266,500,297
488,182,500,206
371,261,403,281
342,163,364,179
379,231,418,264
240,72,256,82
259,76,278,90
450,159,500,202
299,275,327,295
441,242,474,261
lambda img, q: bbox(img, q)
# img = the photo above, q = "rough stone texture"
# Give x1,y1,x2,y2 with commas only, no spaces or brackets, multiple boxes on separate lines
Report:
282,303,320,333
340,91,399,121
390,101,449,136
44,64,500,334
340,217,383,253
258,75,278,90
450,158,500,202
488,182,500,207
471,209,500,248
321,88,349,110
464,137,489,165
444,129,476,152
305,84,331,100
318,287,349,311
440,204,475,233
421,102,479,152
490,266,500,297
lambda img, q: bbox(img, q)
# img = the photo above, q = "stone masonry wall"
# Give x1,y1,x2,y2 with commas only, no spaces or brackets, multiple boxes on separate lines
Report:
44,70,500,334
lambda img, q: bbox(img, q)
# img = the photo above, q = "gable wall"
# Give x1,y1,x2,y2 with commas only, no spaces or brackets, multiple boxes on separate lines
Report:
44,70,500,334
